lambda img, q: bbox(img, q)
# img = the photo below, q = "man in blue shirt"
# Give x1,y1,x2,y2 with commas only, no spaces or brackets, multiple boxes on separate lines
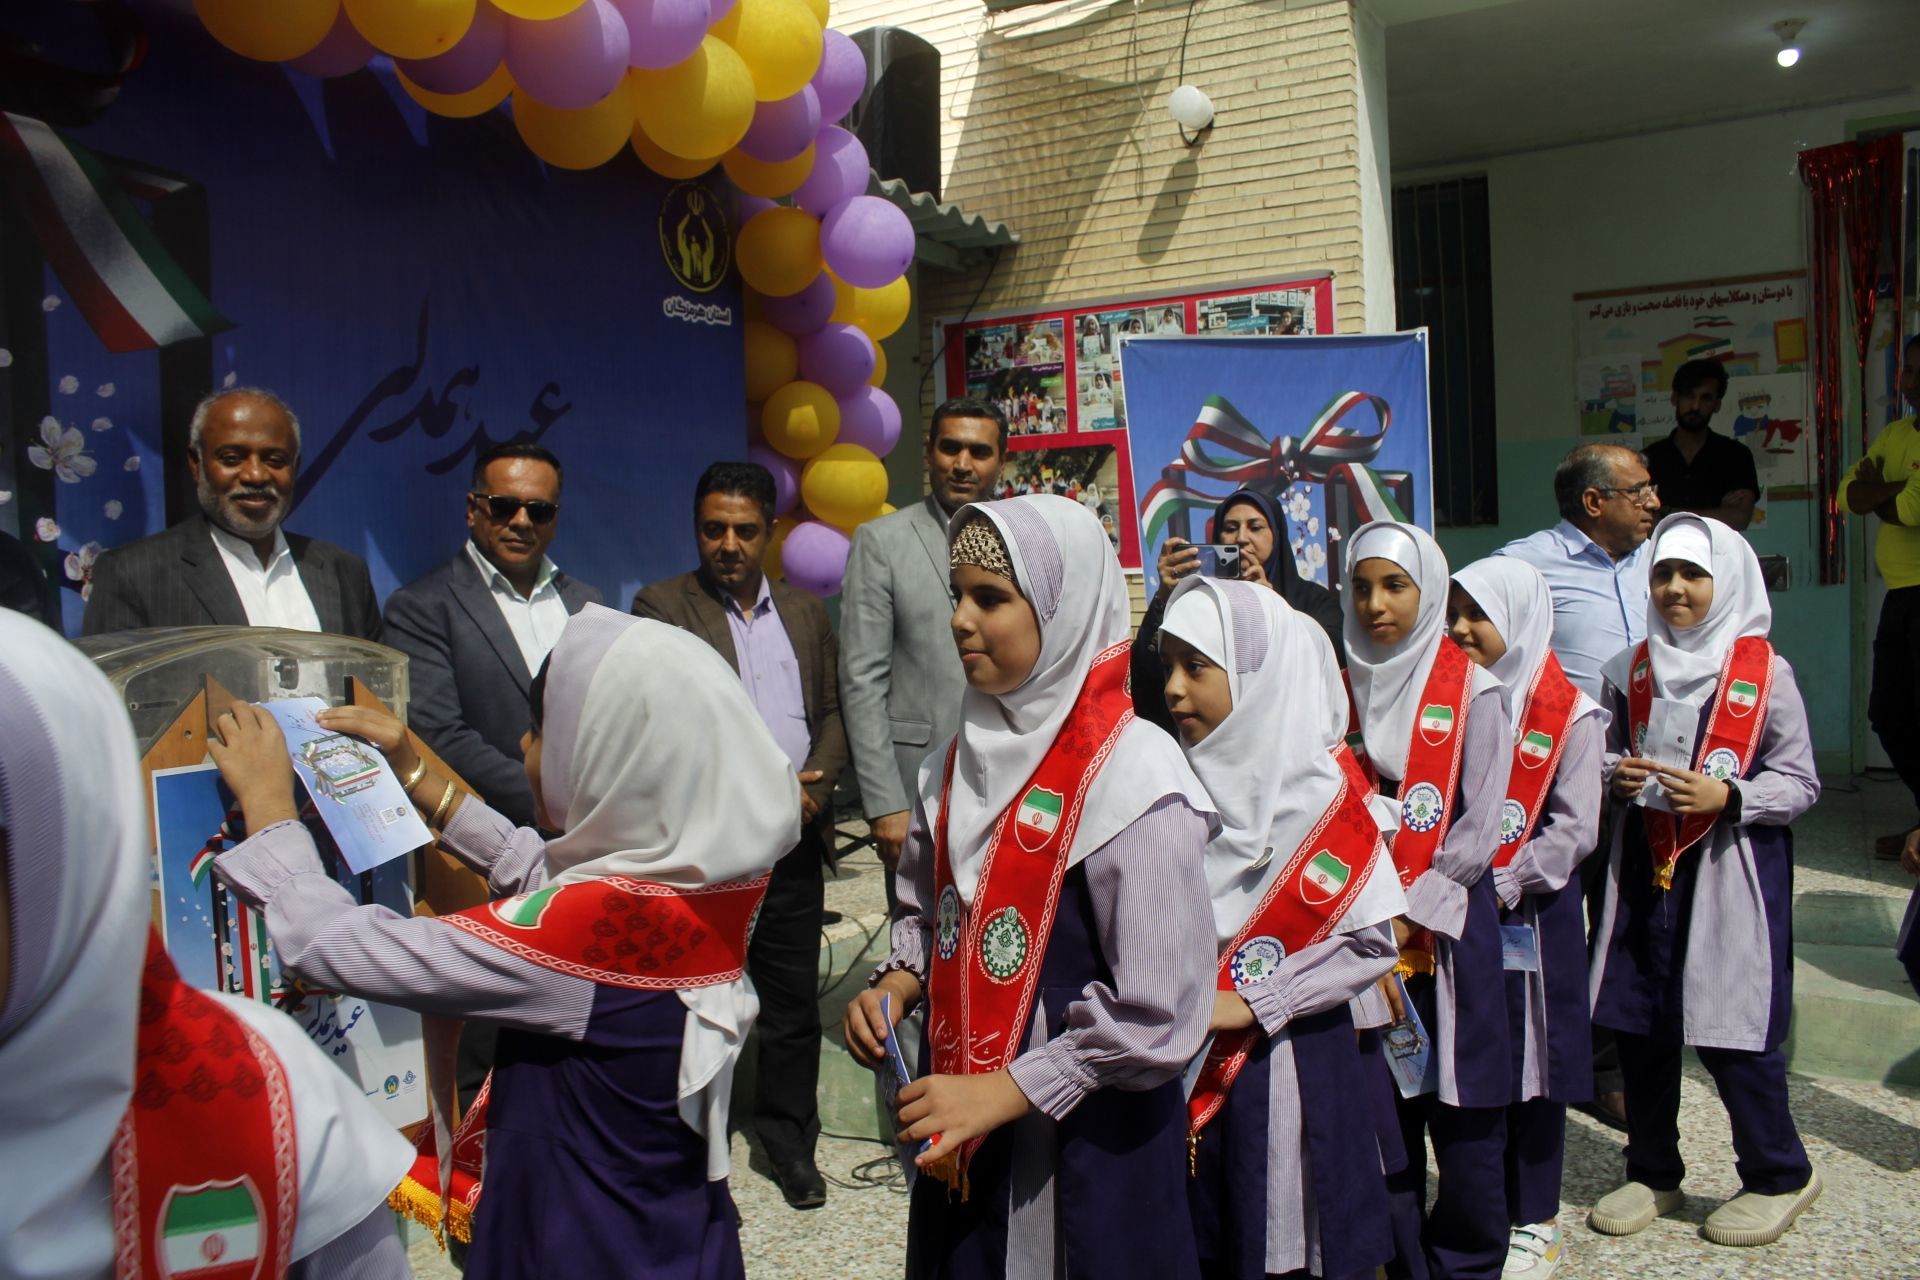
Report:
1496,442,1661,1133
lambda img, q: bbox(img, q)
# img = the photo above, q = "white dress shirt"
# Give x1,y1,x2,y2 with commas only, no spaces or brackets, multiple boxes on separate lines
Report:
1493,519,1652,700
466,540,568,676
208,523,322,632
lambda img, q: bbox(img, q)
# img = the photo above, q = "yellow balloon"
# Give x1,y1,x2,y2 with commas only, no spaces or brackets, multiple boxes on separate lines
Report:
711,0,823,102
763,381,840,459
744,322,799,402
801,443,888,529
832,274,910,341
878,502,898,516
343,0,475,61
513,82,634,170
764,514,799,579
735,207,823,298
800,0,828,22
492,0,585,14
629,37,756,162
195,0,339,62
631,125,717,179
869,343,888,387
722,143,816,199
397,62,514,116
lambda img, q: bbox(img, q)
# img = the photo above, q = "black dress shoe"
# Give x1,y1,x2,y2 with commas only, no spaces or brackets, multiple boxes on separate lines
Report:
772,1157,827,1210
1574,1089,1630,1133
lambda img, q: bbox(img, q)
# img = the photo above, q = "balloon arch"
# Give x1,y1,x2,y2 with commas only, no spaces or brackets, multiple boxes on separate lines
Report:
194,0,914,596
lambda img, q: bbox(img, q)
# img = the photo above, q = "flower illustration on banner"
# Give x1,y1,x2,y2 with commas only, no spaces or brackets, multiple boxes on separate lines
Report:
28,417,96,483
92,416,112,432
58,374,78,394
124,455,141,472
0,490,13,506
41,294,60,312
223,371,238,388
97,382,116,398
1286,488,1313,524
104,499,123,520
34,517,60,541
64,542,104,600
0,348,12,367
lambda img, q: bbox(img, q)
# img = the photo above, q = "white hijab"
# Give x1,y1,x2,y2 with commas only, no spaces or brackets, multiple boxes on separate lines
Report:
1343,520,1504,781
1451,557,1603,730
928,495,1212,902
532,605,801,1177
0,612,408,1279
1629,514,1772,707
1161,577,1403,947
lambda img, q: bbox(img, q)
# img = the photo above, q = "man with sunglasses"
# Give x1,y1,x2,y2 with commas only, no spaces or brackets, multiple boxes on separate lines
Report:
383,441,601,831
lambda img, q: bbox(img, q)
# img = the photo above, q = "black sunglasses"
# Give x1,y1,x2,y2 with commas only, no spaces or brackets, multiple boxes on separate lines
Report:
471,492,559,524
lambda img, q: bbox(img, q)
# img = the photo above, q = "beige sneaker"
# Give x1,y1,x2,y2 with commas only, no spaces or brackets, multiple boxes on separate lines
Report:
1588,1181,1685,1235
1701,1169,1822,1246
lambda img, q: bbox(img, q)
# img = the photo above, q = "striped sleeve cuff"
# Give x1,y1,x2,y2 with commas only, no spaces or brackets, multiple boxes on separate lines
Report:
1007,1041,1098,1120
1403,868,1469,940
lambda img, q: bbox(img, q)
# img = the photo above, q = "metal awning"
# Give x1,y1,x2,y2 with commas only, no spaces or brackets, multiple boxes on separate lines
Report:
868,173,1017,272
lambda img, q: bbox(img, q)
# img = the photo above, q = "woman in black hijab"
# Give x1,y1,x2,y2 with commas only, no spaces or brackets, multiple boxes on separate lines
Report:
1131,487,1346,732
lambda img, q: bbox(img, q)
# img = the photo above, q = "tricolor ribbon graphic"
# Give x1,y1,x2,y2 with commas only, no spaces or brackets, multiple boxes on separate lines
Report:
1141,392,1410,550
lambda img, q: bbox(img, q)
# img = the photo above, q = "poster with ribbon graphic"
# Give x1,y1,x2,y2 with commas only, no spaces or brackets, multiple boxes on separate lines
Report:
1119,333,1433,591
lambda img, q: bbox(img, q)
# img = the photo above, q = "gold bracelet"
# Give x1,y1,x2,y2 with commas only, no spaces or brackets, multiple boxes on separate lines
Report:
398,755,429,793
429,779,459,830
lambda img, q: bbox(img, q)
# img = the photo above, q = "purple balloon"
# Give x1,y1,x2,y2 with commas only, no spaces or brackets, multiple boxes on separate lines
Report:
399,1,508,95
737,86,821,164
759,272,837,338
610,0,709,71
505,0,631,110
794,126,869,217
798,323,876,398
749,445,801,516
836,386,902,456
783,520,852,597
820,196,914,289
811,28,866,124
288,9,375,77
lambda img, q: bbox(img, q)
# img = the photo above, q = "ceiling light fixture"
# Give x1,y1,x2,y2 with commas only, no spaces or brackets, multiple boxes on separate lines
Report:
1772,18,1805,68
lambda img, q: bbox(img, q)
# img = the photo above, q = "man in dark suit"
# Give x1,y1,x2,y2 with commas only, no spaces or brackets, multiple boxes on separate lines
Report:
384,441,601,830
82,387,381,639
633,460,847,1210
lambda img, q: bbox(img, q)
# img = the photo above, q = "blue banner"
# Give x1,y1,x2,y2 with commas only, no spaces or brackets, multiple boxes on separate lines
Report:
1118,333,1433,591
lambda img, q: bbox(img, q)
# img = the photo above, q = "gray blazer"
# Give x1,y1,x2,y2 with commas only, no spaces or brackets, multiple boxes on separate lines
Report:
82,515,383,640
838,496,966,819
383,550,601,829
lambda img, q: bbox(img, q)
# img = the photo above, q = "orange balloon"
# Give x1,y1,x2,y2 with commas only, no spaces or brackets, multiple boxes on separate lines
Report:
762,380,840,458
764,514,799,578
869,343,888,387
397,62,514,117
513,82,634,170
631,125,718,179
343,0,475,61
722,143,816,199
735,207,823,298
195,0,338,62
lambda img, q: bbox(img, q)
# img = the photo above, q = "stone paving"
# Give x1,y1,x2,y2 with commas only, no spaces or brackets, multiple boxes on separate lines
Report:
409,782,1920,1279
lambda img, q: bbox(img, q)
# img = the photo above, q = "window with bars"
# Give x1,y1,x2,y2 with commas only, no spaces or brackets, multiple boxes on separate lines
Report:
1392,176,1497,527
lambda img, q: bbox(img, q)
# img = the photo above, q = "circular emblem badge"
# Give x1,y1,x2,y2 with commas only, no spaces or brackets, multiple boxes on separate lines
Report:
1702,747,1740,782
1230,936,1286,988
935,885,962,962
979,907,1030,982
1499,798,1528,845
1402,782,1445,833
657,181,731,294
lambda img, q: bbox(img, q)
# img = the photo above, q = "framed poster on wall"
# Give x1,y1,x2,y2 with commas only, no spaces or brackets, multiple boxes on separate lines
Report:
934,274,1335,567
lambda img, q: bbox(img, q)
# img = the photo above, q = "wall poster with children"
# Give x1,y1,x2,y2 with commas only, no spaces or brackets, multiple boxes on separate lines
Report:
935,275,1335,569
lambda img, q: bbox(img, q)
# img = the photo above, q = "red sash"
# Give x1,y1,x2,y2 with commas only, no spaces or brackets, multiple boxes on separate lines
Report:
1626,636,1773,889
439,873,769,989
113,931,298,1280
1187,746,1382,1148
1494,652,1582,867
926,640,1135,1181
1385,639,1475,972
391,1076,489,1245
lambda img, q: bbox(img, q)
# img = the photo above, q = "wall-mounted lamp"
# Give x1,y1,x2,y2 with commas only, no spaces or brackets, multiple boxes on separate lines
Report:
1167,84,1214,145
1773,18,1805,68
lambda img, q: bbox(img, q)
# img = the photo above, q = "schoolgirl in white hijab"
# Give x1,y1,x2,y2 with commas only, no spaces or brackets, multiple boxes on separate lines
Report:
848,495,1217,1280
1449,557,1607,1276
1341,520,1517,1280
0,610,411,1280
1589,516,1821,1249
1160,575,1404,1279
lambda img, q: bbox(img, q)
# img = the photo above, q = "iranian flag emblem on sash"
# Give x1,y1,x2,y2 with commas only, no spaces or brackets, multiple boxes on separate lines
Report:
1518,730,1553,769
1299,850,1350,905
1015,787,1064,851
158,1180,262,1280
1727,679,1759,717
490,883,563,929
1418,703,1454,745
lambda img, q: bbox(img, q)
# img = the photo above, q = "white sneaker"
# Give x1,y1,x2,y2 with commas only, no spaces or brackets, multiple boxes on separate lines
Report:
1502,1221,1563,1278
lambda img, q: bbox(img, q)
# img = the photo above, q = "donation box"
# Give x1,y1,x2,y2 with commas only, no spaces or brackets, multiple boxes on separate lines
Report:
77,626,462,1136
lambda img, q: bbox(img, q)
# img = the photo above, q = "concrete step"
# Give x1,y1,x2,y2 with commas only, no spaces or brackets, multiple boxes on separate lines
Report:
1785,943,1920,1087
1793,889,1908,947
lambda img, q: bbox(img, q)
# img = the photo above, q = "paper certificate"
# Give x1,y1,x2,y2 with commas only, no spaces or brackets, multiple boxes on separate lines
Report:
263,697,430,872
1637,696,1698,813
